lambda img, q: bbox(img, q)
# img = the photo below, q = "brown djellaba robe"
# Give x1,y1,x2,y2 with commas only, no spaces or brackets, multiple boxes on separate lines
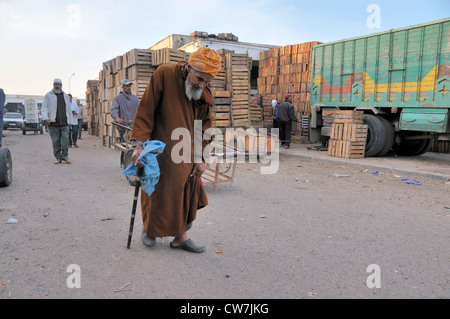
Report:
130,62,213,238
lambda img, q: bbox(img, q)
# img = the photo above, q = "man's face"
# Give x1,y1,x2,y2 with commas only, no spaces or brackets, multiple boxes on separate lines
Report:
53,83,62,90
123,84,132,94
187,66,214,91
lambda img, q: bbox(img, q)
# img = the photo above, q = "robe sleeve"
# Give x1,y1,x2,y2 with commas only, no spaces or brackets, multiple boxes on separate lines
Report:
130,67,164,143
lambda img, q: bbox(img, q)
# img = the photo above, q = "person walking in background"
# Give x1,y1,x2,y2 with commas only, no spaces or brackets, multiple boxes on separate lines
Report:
111,79,139,142
41,79,73,164
68,94,80,148
76,99,83,140
278,94,298,149
272,99,281,129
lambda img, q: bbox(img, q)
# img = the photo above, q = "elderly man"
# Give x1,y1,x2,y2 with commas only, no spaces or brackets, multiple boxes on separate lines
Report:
130,47,221,253
0,88,5,147
41,79,73,164
111,79,140,142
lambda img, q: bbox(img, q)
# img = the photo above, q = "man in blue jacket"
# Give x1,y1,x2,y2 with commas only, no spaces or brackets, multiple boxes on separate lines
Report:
110,79,139,142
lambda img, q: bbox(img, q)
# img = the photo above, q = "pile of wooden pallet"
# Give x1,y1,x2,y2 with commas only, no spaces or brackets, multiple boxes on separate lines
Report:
203,49,255,130
328,111,368,159
152,48,190,66
87,47,258,148
85,80,100,136
227,53,252,127
258,41,320,141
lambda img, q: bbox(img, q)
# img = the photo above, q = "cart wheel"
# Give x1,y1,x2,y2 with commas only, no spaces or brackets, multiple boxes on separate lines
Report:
0,148,12,187
124,149,137,186
120,151,125,169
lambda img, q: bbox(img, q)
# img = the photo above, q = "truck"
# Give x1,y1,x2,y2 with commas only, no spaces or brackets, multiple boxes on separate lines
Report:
310,18,450,156
22,98,43,135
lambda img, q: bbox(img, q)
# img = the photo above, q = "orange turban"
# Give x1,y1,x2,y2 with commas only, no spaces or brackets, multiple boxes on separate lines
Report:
189,47,222,77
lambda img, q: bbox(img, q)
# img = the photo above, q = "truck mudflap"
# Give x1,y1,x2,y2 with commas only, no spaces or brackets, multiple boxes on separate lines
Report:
400,109,449,133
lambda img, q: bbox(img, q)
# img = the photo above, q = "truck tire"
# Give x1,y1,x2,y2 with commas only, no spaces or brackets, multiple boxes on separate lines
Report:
393,131,431,156
363,114,387,157
0,148,12,187
419,137,434,155
376,116,395,157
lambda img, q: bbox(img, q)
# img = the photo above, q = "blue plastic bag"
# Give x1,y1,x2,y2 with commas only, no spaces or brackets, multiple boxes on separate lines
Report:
123,140,166,196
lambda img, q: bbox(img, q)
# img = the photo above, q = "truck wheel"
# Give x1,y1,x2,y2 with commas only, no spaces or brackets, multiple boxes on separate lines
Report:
0,148,12,187
393,132,431,156
363,114,387,157
22,129,26,135
419,137,434,155
376,116,395,157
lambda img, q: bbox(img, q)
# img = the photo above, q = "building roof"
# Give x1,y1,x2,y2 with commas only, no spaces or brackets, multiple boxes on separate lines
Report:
150,33,279,61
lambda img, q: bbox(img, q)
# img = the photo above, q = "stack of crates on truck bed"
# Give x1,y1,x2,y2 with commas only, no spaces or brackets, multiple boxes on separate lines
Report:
328,111,368,159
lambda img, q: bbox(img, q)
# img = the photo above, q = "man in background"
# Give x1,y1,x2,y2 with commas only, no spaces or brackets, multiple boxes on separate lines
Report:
278,94,298,149
110,79,139,142
76,99,83,140
41,79,73,164
68,94,80,148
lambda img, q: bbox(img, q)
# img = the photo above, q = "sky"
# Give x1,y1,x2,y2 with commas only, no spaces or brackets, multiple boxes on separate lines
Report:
0,0,449,100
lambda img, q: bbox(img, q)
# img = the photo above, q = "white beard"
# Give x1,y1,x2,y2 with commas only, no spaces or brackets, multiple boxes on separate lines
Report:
185,78,203,101
53,88,62,94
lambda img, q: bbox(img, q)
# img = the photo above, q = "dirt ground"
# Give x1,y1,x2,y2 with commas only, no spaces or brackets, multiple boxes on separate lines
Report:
0,129,448,299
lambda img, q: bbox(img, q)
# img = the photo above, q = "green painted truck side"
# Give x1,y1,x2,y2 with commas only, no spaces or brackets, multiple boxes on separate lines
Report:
310,18,450,134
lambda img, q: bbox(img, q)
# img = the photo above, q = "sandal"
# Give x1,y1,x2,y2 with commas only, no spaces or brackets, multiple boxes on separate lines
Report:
170,239,205,253
141,228,156,247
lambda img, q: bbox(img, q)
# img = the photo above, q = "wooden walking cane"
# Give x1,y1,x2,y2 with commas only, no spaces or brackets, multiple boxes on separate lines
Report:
127,166,144,249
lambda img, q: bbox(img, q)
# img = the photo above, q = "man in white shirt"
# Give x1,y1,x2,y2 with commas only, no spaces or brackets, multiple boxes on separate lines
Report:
68,94,80,148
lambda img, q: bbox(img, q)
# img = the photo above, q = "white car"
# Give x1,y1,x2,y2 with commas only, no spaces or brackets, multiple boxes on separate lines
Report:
3,112,24,130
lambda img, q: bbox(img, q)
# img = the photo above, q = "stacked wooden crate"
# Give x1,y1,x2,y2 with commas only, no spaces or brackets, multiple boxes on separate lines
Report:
258,41,320,141
328,111,368,159
89,47,256,147
209,50,254,129
95,49,157,145
211,91,232,128
432,140,450,154
226,53,252,127
248,95,263,128
152,48,190,65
